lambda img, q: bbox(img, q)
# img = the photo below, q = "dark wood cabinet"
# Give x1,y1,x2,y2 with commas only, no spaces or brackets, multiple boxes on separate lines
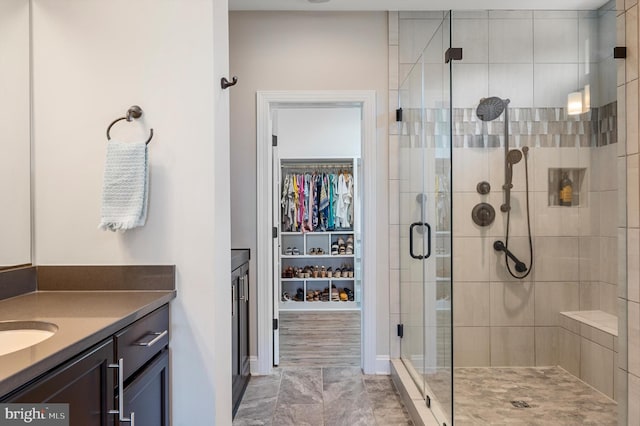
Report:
119,349,169,426
4,339,115,426
232,252,250,416
2,305,171,426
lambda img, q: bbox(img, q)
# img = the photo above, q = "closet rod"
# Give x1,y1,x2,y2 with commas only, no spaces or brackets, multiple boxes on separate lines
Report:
282,164,353,170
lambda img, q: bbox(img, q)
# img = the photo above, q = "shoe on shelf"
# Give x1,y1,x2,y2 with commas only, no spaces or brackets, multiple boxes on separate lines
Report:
309,248,317,255
346,244,353,255
334,268,341,278
316,248,325,255
331,242,339,255
292,247,300,255
282,291,291,302
327,267,333,278
337,237,345,246
284,247,293,255
313,265,319,278
321,266,326,278
339,291,348,301
339,245,346,255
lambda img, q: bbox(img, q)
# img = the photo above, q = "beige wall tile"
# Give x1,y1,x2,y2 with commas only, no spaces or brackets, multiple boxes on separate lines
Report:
629,373,640,425
389,179,400,225
580,323,615,349
490,282,535,326
620,228,628,299
620,298,629,370
627,79,639,154
618,85,626,157
628,301,640,376
389,11,399,46
599,237,618,287
630,228,640,302
628,155,640,228
535,326,559,366
389,135,399,180
618,368,628,425
560,314,581,334
534,236,580,282
454,326,490,367
535,282,580,326
452,147,491,193
600,283,619,315
490,326,535,366
453,282,490,326
580,236,600,282
389,45,399,92
453,237,491,282
626,6,639,82
580,338,615,398
559,327,581,376
580,282,601,310
628,0,639,10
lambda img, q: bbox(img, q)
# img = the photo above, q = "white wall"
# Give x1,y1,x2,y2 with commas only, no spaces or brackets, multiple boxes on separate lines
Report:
32,1,231,424
278,107,361,158
0,0,30,267
229,11,390,364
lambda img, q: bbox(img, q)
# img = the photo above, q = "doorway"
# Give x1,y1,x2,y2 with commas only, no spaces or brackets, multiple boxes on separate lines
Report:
255,91,378,375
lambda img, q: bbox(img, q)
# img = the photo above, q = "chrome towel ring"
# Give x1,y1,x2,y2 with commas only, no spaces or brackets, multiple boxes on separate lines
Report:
106,105,154,145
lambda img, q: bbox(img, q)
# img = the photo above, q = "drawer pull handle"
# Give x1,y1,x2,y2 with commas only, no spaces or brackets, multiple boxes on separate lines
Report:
134,330,168,347
108,358,135,425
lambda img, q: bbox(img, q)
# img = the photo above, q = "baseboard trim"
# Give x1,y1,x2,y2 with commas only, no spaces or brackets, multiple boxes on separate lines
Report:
249,356,260,375
376,356,391,374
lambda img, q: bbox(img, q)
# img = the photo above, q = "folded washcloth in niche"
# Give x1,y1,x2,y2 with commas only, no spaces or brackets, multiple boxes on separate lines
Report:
99,140,148,231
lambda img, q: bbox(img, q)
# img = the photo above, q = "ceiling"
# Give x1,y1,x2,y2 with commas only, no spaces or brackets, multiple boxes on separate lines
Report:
229,0,610,11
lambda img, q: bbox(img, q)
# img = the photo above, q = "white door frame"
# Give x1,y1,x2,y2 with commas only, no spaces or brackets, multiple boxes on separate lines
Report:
255,90,377,375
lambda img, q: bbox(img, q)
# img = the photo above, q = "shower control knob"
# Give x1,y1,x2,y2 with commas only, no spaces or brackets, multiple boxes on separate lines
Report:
472,203,496,227
476,181,491,195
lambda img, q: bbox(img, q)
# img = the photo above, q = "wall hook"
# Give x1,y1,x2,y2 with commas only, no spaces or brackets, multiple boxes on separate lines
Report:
221,76,238,89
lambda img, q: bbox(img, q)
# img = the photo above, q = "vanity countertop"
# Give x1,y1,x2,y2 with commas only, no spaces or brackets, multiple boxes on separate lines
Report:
0,290,176,398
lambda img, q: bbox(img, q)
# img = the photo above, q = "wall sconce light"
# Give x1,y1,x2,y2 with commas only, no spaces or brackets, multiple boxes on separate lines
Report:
567,91,583,115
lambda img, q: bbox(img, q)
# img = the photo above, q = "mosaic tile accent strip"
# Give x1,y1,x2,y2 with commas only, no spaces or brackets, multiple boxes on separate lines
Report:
399,101,618,149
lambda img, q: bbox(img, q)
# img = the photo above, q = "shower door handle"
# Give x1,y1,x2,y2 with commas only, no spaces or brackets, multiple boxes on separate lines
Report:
409,222,432,260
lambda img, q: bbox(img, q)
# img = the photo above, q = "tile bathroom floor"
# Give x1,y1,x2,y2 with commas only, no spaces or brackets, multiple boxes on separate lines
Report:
454,367,618,425
232,367,413,426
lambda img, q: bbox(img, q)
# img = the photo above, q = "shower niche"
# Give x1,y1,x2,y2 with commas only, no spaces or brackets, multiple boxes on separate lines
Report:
548,168,586,207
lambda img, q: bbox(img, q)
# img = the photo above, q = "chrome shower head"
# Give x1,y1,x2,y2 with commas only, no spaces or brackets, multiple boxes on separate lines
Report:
476,97,508,121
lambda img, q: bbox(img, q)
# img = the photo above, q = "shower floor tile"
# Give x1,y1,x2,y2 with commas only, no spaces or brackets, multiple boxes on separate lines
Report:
454,367,617,425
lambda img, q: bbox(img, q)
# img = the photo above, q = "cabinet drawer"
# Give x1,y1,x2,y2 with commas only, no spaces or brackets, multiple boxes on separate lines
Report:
115,305,169,381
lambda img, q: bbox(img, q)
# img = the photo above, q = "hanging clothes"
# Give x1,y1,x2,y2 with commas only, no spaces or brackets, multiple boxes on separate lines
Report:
281,167,353,232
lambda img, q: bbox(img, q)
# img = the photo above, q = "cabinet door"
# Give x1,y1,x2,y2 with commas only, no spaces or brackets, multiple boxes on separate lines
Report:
5,339,115,426
239,266,250,379
119,349,169,426
231,267,241,411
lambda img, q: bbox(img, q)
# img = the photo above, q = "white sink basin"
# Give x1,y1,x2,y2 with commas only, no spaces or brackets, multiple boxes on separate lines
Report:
0,321,58,356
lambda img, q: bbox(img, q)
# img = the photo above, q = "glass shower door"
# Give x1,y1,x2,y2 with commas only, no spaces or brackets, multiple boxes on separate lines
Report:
398,12,453,425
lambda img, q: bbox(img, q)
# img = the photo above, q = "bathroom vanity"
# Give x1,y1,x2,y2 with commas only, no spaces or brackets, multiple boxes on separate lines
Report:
0,267,175,426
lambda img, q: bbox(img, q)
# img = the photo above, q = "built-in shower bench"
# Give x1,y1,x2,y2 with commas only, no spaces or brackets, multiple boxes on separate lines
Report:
558,310,618,399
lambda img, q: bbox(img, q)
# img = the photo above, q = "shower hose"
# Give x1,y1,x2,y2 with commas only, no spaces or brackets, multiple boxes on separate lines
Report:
504,147,534,279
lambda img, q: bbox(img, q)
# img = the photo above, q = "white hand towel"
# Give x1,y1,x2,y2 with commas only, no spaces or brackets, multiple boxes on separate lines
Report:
99,140,148,231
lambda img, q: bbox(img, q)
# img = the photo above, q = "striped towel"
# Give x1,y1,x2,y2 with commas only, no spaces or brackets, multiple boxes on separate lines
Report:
99,140,148,231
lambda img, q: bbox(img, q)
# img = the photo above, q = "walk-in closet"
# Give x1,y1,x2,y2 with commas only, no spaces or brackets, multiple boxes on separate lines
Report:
272,106,362,367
